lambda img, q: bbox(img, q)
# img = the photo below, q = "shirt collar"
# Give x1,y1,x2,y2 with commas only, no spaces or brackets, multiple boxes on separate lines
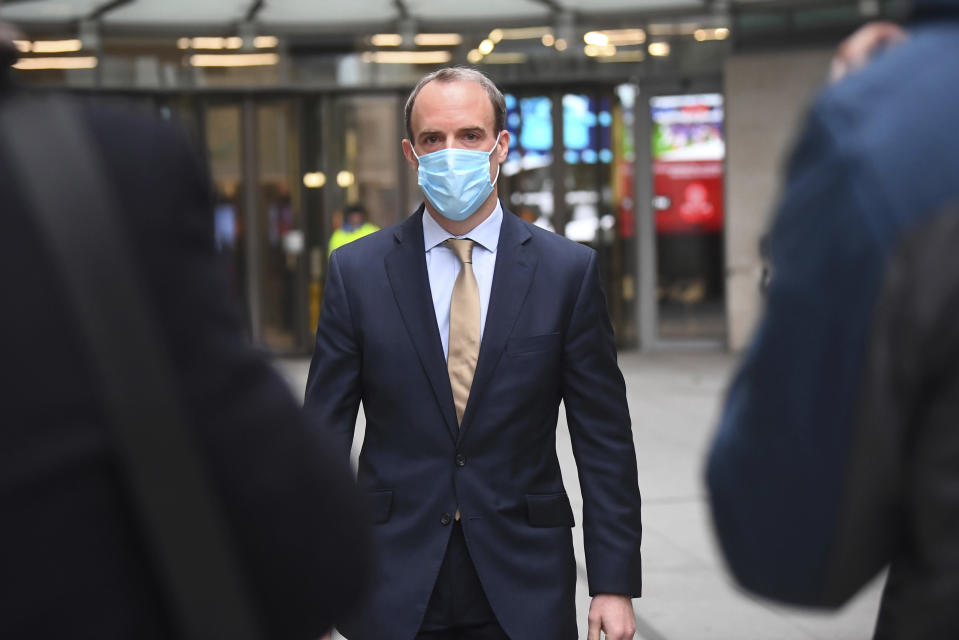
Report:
423,200,503,254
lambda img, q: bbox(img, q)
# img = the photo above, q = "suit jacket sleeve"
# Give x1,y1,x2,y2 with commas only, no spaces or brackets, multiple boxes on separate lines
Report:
562,250,643,597
305,249,363,458
705,102,886,605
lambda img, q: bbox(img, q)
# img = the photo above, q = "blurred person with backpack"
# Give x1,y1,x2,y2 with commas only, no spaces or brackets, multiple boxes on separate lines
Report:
0,24,369,640
707,3,959,637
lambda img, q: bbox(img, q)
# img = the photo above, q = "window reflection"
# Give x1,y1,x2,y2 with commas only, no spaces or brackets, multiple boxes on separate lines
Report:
204,104,248,329
257,101,303,351
562,94,616,245
502,93,554,231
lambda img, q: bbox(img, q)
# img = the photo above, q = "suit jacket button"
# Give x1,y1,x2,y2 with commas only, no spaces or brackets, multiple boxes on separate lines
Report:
455,453,466,467
440,513,452,526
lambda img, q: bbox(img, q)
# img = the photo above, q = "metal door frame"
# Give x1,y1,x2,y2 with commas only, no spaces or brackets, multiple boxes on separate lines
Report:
633,77,725,350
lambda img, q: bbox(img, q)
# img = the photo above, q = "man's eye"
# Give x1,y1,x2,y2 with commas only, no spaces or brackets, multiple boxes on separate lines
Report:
465,133,478,140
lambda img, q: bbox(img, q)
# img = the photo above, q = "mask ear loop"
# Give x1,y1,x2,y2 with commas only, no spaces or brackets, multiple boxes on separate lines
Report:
488,131,504,187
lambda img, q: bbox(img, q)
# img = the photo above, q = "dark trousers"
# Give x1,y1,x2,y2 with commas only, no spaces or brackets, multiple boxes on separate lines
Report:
416,521,509,640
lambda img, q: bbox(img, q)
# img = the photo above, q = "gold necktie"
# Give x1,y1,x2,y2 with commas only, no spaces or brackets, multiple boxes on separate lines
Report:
446,238,480,427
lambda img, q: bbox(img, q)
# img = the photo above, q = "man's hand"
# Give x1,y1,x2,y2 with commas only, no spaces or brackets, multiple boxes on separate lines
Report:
830,21,907,82
587,594,635,640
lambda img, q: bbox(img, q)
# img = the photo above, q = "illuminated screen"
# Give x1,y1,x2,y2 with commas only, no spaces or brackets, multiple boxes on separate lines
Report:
563,94,612,164
563,94,593,150
519,97,552,152
650,93,725,234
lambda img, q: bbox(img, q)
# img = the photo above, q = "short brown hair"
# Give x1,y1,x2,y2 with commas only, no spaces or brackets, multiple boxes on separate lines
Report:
404,67,506,144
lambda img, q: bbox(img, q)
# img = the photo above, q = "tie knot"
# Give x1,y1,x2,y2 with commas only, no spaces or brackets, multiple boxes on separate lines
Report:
446,238,474,265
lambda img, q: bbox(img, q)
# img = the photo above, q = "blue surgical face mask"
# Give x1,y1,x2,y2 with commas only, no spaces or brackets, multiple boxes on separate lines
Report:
412,133,503,222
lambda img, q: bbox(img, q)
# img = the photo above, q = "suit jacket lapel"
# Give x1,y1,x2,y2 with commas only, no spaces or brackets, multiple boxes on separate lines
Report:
384,207,459,440
459,209,536,439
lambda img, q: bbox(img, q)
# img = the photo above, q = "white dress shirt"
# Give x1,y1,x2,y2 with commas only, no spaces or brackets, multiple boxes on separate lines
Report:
423,201,503,360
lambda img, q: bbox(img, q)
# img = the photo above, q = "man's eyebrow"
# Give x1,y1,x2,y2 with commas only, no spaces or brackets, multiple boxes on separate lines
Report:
416,126,487,138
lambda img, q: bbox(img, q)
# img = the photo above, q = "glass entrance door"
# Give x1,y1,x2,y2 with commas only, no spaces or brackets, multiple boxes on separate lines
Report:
498,87,637,347
500,92,557,231
255,100,306,352
203,103,248,329
650,93,726,341
201,98,309,352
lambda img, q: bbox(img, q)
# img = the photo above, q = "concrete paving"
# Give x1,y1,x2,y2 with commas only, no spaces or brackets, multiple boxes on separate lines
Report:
274,351,884,640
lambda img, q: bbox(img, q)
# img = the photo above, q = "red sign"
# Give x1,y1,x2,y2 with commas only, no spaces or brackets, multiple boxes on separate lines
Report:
653,160,723,234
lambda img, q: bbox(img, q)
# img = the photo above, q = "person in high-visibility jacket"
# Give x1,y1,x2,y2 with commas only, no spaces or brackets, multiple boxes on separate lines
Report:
328,203,379,257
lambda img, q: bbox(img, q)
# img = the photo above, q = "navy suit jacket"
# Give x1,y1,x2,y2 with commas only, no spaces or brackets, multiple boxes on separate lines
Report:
306,205,642,640
707,1,959,629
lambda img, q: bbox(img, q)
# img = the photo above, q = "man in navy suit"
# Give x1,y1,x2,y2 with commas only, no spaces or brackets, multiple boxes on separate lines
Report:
306,68,643,640
707,2,959,637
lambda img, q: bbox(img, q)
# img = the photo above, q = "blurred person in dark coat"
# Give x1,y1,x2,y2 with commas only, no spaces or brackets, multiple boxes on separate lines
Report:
707,2,959,637
0,28,369,640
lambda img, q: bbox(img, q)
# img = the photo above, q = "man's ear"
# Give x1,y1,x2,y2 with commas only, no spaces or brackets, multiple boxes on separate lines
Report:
494,130,510,164
401,139,418,169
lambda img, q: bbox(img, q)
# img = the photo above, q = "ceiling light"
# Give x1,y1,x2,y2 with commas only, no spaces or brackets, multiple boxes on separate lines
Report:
599,29,646,46
415,33,462,46
31,39,82,54
14,56,98,70
695,27,731,41
13,40,31,52
303,172,326,189
554,38,568,51
478,39,495,55
648,42,670,57
583,32,609,47
191,37,228,50
467,49,483,64
177,37,190,49
225,37,243,50
585,44,617,57
371,33,403,47
336,171,355,188
541,34,555,47
488,29,504,44
693,27,729,42
254,35,279,48
361,51,453,64
189,53,280,67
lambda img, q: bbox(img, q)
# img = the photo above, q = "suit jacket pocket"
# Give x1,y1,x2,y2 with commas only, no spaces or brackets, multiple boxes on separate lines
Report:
526,492,575,528
367,490,393,525
507,332,561,355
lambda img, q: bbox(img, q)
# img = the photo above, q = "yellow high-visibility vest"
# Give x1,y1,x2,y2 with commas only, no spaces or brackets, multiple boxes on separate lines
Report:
328,222,379,257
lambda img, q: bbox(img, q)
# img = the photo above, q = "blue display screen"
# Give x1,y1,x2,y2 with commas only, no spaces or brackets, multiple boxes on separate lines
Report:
519,97,552,151
504,93,553,160
502,93,612,165
563,94,612,164
563,94,593,150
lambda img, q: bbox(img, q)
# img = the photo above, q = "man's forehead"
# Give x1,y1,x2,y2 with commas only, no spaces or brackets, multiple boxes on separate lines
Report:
410,80,494,132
